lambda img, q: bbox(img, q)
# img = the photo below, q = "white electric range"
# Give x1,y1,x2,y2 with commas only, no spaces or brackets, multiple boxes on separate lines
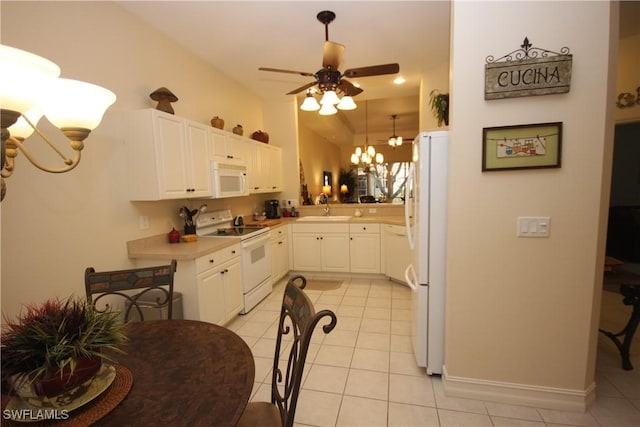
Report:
196,209,272,313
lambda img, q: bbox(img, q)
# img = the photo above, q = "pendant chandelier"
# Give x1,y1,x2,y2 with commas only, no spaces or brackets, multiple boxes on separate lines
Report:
351,101,383,166
388,114,403,148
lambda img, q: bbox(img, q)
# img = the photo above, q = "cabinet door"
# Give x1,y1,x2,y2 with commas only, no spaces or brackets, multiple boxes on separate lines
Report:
156,114,190,198
249,142,268,193
322,234,350,272
350,234,381,273
222,259,243,321
266,145,283,192
185,121,211,197
197,269,226,325
209,127,229,160
384,226,410,282
292,233,322,271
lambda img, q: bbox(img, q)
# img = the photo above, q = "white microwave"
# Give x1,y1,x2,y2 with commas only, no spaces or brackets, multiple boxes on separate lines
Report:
210,159,249,198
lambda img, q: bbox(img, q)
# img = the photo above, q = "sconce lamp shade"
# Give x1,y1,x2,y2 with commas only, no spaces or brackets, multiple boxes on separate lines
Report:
300,93,320,111
340,184,348,194
322,185,332,195
0,45,60,115
337,96,357,110
7,108,43,139
38,78,116,130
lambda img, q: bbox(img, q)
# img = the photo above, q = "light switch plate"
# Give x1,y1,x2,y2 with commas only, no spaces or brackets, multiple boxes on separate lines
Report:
517,216,550,237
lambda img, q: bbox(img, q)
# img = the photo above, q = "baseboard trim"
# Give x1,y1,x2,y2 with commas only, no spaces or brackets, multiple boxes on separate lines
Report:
442,366,596,412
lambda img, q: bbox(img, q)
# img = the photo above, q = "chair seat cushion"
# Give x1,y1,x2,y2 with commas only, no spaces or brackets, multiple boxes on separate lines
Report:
237,401,281,427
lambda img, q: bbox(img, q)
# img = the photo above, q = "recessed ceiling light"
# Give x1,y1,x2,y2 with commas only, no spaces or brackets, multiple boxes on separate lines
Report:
393,76,406,85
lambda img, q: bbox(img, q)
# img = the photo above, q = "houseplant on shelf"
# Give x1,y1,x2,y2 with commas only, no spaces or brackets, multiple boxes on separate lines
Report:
429,90,449,127
1,296,127,399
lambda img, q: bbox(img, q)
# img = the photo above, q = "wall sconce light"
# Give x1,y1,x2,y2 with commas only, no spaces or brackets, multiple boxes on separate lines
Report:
340,184,348,194
322,185,332,195
0,44,116,201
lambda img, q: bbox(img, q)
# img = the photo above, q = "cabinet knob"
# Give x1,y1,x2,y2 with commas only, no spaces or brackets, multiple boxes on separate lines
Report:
209,259,214,263
231,250,236,254
350,237,353,240
363,226,367,231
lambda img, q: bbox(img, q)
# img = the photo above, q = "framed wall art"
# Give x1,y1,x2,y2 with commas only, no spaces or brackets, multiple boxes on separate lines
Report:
482,122,562,171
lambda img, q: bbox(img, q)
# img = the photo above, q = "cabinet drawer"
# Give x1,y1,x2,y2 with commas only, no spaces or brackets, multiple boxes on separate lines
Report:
195,243,241,273
292,223,349,234
349,223,380,234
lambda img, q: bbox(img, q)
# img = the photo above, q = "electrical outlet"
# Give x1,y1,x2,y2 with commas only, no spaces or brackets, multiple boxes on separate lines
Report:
139,215,149,230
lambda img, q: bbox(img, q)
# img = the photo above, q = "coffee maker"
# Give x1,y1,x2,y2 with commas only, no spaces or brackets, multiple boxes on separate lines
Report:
265,199,280,219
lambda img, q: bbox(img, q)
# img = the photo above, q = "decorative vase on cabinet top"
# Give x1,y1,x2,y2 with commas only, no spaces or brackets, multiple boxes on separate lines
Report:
233,124,243,135
210,116,224,130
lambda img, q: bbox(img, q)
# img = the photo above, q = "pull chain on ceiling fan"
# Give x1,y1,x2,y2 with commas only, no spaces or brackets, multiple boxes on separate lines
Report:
259,10,400,115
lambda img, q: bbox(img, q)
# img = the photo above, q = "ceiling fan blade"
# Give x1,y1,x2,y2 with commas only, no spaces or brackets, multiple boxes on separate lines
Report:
259,67,314,77
337,79,363,96
286,81,317,95
343,63,400,78
322,41,345,70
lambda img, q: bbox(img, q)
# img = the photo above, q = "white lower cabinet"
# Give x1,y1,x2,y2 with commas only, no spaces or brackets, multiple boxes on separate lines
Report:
195,243,243,325
383,224,410,282
291,223,349,272
270,225,290,283
349,223,381,274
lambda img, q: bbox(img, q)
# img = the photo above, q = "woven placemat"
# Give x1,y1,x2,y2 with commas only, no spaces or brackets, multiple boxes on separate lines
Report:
1,365,133,426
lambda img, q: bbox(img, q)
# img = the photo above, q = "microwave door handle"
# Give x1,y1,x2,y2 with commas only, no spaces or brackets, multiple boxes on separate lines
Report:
241,172,248,195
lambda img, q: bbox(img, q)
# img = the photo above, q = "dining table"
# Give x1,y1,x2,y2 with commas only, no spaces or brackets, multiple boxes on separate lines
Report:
1,319,255,426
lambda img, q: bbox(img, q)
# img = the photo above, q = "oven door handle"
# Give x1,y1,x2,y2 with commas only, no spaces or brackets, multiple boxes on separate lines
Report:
242,232,270,249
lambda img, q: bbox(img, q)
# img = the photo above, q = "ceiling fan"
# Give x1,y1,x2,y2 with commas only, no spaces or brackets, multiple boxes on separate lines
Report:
379,115,414,147
258,10,400,98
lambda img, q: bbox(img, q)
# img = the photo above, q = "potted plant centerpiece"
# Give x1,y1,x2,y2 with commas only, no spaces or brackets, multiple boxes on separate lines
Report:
1,296,127,399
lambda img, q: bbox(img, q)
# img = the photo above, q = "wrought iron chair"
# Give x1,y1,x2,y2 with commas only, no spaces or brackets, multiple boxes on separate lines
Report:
84,259,177,322
237,275,337,427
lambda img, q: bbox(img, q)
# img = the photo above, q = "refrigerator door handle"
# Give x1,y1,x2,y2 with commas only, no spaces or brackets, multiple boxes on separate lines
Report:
404,263,418,291
405,162,416,250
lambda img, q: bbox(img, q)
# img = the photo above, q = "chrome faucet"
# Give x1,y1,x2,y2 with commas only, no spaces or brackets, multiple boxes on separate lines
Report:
318,193,330,216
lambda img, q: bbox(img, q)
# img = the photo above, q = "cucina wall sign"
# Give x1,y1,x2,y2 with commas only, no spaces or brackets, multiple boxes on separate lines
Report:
485,37,572,100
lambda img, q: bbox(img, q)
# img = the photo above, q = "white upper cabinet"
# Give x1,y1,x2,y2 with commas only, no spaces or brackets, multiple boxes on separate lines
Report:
209,128,248,162
125,109,212,200
248,141,282,194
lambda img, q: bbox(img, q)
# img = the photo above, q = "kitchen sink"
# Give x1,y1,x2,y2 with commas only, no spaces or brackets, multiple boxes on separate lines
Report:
296,215,352,222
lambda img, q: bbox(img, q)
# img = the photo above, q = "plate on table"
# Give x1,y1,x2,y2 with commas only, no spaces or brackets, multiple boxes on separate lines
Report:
5,364,117,422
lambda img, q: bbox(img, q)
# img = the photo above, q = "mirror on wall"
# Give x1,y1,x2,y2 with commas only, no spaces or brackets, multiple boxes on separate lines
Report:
298,95,419,204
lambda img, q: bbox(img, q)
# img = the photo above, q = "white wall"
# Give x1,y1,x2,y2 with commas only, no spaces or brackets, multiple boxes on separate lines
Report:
0,1,272,320
444,1,617,410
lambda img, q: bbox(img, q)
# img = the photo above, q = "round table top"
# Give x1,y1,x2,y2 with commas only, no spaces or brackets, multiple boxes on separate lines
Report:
1,320,255,426
95,319,255,426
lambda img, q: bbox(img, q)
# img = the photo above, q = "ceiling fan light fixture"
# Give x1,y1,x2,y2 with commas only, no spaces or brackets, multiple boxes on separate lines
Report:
320,90,340,105
319,102,337,115
388,114,403,148
337,95,356,110
300,93,320,111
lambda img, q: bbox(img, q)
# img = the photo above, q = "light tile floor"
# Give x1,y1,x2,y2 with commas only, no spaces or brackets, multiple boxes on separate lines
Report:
226,276,640,427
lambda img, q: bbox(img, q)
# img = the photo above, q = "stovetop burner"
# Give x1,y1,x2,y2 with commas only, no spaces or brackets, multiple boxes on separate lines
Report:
196,209,269,240
206,226,267,237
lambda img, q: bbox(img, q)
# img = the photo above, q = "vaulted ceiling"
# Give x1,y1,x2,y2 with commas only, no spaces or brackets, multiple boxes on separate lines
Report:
117,1,638,146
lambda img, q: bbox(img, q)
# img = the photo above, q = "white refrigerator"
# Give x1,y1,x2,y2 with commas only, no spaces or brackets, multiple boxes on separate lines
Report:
404,130,448,375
